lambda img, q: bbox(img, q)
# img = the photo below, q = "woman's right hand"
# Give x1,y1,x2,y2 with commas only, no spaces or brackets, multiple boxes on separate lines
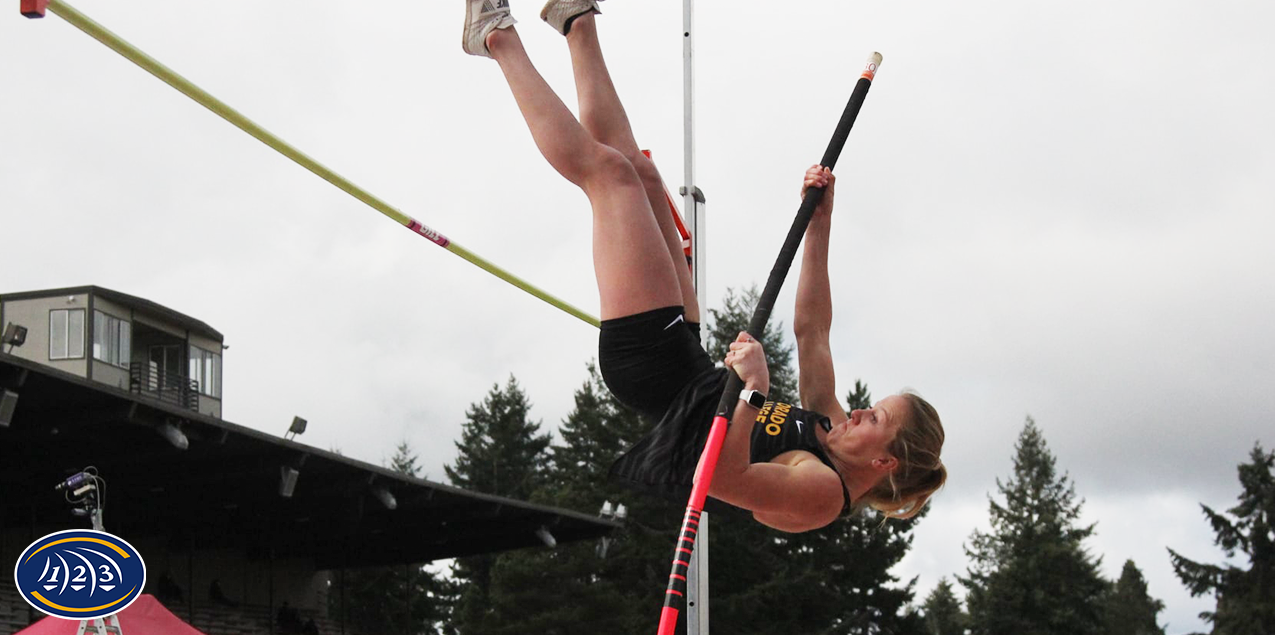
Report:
800,164,836,220
725,331,770,394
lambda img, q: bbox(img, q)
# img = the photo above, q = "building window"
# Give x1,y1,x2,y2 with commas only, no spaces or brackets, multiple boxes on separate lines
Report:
49,309,86,360
92,311,131,368
190,345,222,399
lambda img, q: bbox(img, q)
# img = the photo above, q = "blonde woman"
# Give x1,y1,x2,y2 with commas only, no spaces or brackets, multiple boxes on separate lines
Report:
462,0,945,531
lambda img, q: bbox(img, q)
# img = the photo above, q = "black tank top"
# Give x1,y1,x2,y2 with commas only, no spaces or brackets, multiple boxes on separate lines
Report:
608,368,853,516
749,400,852,512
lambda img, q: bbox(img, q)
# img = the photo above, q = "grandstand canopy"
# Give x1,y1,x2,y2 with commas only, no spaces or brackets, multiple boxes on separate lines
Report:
0,353,618,569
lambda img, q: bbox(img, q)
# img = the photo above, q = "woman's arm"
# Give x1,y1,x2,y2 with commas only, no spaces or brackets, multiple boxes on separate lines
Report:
749,460,845,532
710,332,771,502
709,332,844,532
793,166,846,420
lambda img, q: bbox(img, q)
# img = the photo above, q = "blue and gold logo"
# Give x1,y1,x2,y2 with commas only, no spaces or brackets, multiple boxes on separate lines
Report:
13,529,146,620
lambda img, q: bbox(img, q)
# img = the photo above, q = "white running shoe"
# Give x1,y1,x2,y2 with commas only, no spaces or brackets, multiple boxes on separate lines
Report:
463,0,517,58
540,0,601,36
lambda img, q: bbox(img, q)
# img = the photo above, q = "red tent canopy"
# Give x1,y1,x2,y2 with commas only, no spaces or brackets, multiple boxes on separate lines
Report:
16,595,206,635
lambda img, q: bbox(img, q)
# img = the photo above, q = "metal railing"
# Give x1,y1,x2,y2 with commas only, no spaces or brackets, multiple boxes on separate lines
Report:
128,364,199,411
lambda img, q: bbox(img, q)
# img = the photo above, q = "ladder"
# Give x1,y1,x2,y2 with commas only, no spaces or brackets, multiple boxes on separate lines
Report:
78,492,124,635
76,614,122,635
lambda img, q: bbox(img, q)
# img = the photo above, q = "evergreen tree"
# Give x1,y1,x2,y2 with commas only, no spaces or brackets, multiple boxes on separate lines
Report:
756,506,926,635
463,363,687,635
332,564,455,635
388,439,423,478
1100,560,1164,635
1168,444,1275,635
329,441,455,635
445,377,552,634
444,376,551,499
960,418,1107,635
922,578,969,635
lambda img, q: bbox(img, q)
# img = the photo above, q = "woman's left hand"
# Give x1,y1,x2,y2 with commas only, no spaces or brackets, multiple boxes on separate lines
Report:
725,331,770,393
801,164,835,220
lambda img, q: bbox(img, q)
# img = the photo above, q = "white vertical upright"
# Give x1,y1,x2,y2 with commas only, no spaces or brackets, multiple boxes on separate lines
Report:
682,0,707,307
682,1,710,635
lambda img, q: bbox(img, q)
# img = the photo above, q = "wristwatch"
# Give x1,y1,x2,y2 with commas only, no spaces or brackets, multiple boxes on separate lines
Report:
739,389,767,409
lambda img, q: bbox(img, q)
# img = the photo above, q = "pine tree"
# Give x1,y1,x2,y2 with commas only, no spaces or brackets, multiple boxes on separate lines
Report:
922,578,969,635
388,439,423,478
332,563,455,635
329,441,455,635
960,418,1107,635
444,376,551,499
1100,560,1164,635
445,377,552,634
1168,444,1275,635
471,363,670,635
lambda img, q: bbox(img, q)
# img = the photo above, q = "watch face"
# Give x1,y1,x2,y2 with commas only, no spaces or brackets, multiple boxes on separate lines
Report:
748,391,766,408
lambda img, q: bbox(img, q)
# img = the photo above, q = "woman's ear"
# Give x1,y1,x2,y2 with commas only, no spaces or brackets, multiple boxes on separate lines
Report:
872,456,899,473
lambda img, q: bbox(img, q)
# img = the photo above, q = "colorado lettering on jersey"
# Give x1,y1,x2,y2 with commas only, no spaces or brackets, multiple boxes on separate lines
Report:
755,401,793,436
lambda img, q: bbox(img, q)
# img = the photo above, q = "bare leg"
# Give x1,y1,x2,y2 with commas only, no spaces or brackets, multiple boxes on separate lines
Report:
486,27,682,320
564,13,701,323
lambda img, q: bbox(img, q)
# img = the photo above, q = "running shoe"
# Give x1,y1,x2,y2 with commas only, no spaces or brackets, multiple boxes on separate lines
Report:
463,0,517,57
540,0,602,36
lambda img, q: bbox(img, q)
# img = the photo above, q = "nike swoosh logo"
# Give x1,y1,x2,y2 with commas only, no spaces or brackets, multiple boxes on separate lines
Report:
663,314,686,330
795,420,803,434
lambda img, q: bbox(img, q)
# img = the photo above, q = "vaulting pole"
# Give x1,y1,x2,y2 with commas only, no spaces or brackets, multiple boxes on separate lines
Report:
23,0,600,328
655,52,883,635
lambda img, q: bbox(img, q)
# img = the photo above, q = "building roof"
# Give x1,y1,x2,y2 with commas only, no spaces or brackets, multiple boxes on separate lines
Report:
0,286,223,341
0,353,617,569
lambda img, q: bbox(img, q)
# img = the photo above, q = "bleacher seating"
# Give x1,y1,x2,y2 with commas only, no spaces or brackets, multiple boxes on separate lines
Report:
188,604,263,635
178,601,353,635
0,578,35,635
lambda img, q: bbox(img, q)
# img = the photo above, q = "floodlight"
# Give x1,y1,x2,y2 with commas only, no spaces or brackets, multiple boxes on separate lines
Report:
279,466,300,498
158,421,189,450
535,526,557,548
373,487,397,510
285,416,307,440
2,323,27,352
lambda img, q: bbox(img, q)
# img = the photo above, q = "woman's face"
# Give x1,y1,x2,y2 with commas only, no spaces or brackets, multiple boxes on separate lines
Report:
826,394,907,470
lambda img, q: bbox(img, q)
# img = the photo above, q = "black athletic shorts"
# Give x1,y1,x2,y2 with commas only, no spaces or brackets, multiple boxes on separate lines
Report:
598,306,713,421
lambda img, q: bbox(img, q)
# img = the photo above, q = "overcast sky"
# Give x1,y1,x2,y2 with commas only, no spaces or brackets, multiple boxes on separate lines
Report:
3,1,1273,632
